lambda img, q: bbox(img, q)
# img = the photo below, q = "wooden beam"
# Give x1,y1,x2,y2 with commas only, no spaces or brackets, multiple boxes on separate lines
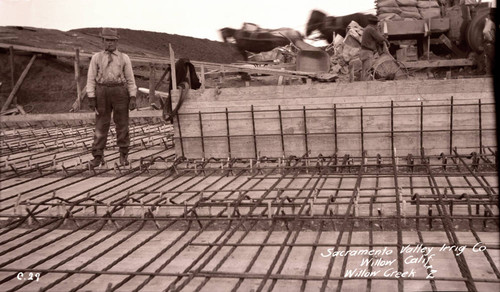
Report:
220,65,224,83
149,63,156,106
401,59,475,68
0,43,319,81
154,66,171,91
138,87,169,98
169,44,177,91
200,64,205,91
0,42,303,76
70,84,87,112
385,18,449,36
278,68,285,85
439,34,466,58
15,104,26,115
1,54,37,112
9,46,15,89
427,20,431,61
74,48,81,103
0,43,171,66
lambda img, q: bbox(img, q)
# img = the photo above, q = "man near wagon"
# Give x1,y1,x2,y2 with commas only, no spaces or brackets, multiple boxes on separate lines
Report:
482,9,495,75
359,16,390,81
87,27,137,167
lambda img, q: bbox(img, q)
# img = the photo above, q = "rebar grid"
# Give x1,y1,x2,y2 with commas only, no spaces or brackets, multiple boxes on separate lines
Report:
1,116,499,292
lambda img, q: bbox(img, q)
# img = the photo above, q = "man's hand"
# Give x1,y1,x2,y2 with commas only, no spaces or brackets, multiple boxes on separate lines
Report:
129,96,136,111
88,97,96,111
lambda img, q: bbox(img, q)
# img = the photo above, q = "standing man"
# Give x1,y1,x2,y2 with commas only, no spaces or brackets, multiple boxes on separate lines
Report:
483,9,495,75
87,28,137,167
359,16,390,81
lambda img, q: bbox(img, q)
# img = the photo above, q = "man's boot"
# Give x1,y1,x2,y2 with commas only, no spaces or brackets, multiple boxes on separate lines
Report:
89,156,103,168
120,153,129,166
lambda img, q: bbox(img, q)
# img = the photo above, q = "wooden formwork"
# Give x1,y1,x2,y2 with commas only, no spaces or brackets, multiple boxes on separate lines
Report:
173,78,495,159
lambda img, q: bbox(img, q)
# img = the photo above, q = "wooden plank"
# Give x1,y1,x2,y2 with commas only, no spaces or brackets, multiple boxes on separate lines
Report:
1,54,36,112
173,78,495,159
174,102,496,158
9,46,15,90
200,65,205,90
70,84,87,112
401,59,475,68
15,104,26,115
0,42,312,77
0,43,170,66
179,89,493,112
384,18,449,36
74,48,81,104
154,67,171,91
149,63,156,107
169,44,177,90
438,34,466,58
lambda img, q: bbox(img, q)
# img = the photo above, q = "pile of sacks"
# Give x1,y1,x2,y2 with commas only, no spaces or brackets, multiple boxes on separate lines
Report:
377,0,442,21
326,21,366,81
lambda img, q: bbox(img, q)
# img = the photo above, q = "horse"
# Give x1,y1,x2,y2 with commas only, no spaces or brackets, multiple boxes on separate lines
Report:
220,25,302,60
306,10,376,43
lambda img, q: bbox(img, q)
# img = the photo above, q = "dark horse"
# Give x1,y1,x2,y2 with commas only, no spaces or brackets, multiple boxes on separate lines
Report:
220,26,302,60
306,10,377,43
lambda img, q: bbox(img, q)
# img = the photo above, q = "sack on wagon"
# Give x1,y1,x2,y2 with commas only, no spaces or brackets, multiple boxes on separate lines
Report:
419,7,441,19
417,0,439,8
397,0,418,6
377,0,399,7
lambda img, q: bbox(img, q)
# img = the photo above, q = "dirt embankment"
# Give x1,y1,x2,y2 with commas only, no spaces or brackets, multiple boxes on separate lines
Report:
0,26,244,114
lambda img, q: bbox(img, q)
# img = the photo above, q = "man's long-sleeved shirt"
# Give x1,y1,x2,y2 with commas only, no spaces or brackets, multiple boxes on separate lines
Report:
361,24,387,52
86,50,137,98
483,18,495,43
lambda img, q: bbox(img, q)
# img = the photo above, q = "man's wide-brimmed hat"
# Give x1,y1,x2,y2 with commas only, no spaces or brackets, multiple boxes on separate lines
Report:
100,27,119,40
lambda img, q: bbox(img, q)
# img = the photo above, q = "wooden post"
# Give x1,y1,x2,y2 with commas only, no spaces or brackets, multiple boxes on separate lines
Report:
9,46,15,89
219,65,224,83
74,48,81,103
70,85,87,112
169,44,177,91
154,66,171,90
149,63,156,106
200,64,205,91
439,34,465,58
427,19,431,61
1,54,37,112
278,68,285,85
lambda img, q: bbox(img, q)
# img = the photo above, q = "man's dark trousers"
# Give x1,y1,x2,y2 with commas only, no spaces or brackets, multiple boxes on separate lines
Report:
91,84,130,157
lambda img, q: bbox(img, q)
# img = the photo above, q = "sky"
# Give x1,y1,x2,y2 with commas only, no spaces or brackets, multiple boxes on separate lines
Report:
0,0,378,41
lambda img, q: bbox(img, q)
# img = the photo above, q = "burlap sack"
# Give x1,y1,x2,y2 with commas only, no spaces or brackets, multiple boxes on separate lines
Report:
342,35,361,63
346,21,364,43
397,0,418,6
377,0,399,7
401,11,422,19
400,6,420,13
417,0,439,8
378,13,403,20
419,7,441,19
378,6,403,14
